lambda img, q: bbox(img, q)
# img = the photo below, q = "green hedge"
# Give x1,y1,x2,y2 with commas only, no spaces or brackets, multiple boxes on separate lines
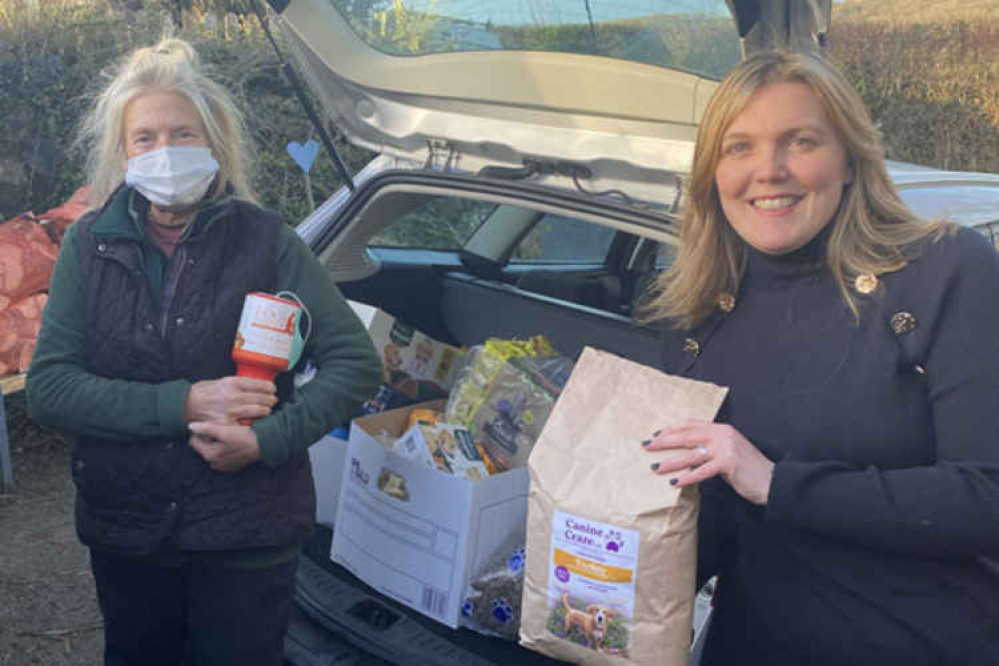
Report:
829,18,999,174
0,1,372,224
1,3,996,224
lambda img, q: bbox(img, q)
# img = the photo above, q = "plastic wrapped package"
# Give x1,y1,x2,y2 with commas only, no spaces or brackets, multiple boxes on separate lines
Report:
447,337,556,426
392,421,490,482
460,533,528,640
446,336,573,470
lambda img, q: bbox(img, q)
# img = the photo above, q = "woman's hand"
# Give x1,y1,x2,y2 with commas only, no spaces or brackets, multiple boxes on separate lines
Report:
188,421,261,473
644,420,775,505
184,376,277,424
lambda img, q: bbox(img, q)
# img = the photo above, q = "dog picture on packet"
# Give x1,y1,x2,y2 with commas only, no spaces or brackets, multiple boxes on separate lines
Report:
547,593,629,656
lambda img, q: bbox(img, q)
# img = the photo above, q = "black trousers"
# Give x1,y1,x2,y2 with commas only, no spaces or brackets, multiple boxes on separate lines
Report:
89,549,298,666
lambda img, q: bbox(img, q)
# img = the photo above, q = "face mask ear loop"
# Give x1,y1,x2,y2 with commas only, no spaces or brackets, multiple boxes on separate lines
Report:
276,291,312,344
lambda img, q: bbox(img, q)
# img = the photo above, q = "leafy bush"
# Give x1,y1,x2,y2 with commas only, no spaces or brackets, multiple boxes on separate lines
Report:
0,0,372,224
830,18,999,173
0,1,996,225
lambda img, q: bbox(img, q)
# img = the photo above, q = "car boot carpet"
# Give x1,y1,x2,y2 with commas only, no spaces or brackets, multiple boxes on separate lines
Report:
285,604,392,666
296,526,568,666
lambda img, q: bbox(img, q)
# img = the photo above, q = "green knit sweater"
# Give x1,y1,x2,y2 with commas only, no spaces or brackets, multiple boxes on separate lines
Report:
27,188,381,566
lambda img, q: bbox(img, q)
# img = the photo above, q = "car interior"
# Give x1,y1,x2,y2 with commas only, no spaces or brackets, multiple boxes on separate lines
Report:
317,173,678,370
299,173,706,666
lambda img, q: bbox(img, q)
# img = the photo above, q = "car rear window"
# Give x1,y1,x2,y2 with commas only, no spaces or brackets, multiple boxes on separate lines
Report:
326,0,741,79
897,186,999,230
369,196,497,250
510,214,617,263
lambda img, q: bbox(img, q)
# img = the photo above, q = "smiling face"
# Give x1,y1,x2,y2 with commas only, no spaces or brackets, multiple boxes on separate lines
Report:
714,82,853,256
123,89,209,159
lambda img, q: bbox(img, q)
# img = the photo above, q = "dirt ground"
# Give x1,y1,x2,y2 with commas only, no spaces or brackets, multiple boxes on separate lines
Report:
0,393,103,666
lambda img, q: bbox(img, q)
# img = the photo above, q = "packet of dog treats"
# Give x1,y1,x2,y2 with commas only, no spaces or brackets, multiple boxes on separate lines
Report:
446,336,573,471
519,347,727,665
393,421,491,482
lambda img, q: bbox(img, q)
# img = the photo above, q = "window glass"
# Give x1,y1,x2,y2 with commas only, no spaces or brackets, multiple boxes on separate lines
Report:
511,214,616,263
327,0,741,79
655,242,676,270
897,186,999,228
981,222,999,250
369,196,497,249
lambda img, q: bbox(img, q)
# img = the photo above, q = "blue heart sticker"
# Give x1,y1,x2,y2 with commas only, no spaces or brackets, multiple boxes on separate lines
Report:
287,139,319,173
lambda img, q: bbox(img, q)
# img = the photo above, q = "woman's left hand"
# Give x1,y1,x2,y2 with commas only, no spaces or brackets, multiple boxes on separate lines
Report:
188,421,262,473
645,420,775,505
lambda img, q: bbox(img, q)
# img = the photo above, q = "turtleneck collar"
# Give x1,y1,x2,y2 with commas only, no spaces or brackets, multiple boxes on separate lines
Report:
742,222,833,287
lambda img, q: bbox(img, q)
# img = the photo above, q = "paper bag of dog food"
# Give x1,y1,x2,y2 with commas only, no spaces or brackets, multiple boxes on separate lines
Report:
519,347,727,665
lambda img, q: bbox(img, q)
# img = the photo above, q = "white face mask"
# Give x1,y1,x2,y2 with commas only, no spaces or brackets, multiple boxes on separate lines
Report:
125,145,220,209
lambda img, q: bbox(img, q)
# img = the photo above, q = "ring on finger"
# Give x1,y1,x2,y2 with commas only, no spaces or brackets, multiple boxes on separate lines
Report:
695,445,709,458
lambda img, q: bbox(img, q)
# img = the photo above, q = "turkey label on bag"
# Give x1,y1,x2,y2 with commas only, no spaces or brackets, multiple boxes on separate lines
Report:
519,347,727,665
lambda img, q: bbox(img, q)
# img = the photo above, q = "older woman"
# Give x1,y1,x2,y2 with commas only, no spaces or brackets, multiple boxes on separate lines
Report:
644,51,999,665
27,38,380,665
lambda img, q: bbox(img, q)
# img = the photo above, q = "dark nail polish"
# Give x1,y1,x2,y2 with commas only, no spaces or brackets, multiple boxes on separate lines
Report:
650,462,660,471
653,430,661,437
669,478,678,486
641,439,651,447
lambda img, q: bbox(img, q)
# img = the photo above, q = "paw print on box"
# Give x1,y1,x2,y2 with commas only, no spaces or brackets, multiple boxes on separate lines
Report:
492,598,514,623
507,546,526,573
605,530,624,553
461,599,475,618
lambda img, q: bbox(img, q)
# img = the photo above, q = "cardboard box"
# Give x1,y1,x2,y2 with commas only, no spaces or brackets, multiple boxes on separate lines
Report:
308,433,349,526
332,401,529,628
348,301,466,398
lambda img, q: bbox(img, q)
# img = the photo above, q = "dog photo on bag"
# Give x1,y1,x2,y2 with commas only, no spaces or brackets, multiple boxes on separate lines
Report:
553,593,624,655
520,348,727,665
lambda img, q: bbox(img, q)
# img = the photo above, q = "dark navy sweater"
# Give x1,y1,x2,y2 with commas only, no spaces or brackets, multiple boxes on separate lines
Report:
662,228,999,666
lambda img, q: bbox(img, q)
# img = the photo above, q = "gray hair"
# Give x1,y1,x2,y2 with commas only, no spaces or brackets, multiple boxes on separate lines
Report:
78,36,257,208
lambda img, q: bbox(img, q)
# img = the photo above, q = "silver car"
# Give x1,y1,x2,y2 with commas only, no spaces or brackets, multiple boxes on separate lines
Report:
265,1,999,664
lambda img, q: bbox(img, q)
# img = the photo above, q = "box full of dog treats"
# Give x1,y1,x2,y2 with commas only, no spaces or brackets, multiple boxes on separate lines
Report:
332,401,529,629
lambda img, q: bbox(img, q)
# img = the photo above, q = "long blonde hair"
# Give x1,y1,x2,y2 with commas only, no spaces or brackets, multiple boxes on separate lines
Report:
78,37,258,209
650,50,951,329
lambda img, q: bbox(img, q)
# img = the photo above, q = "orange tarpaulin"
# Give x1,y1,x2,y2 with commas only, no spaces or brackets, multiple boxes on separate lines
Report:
0,293,47,376
38,185,91,244
0,186,90,379
0,215,58,311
